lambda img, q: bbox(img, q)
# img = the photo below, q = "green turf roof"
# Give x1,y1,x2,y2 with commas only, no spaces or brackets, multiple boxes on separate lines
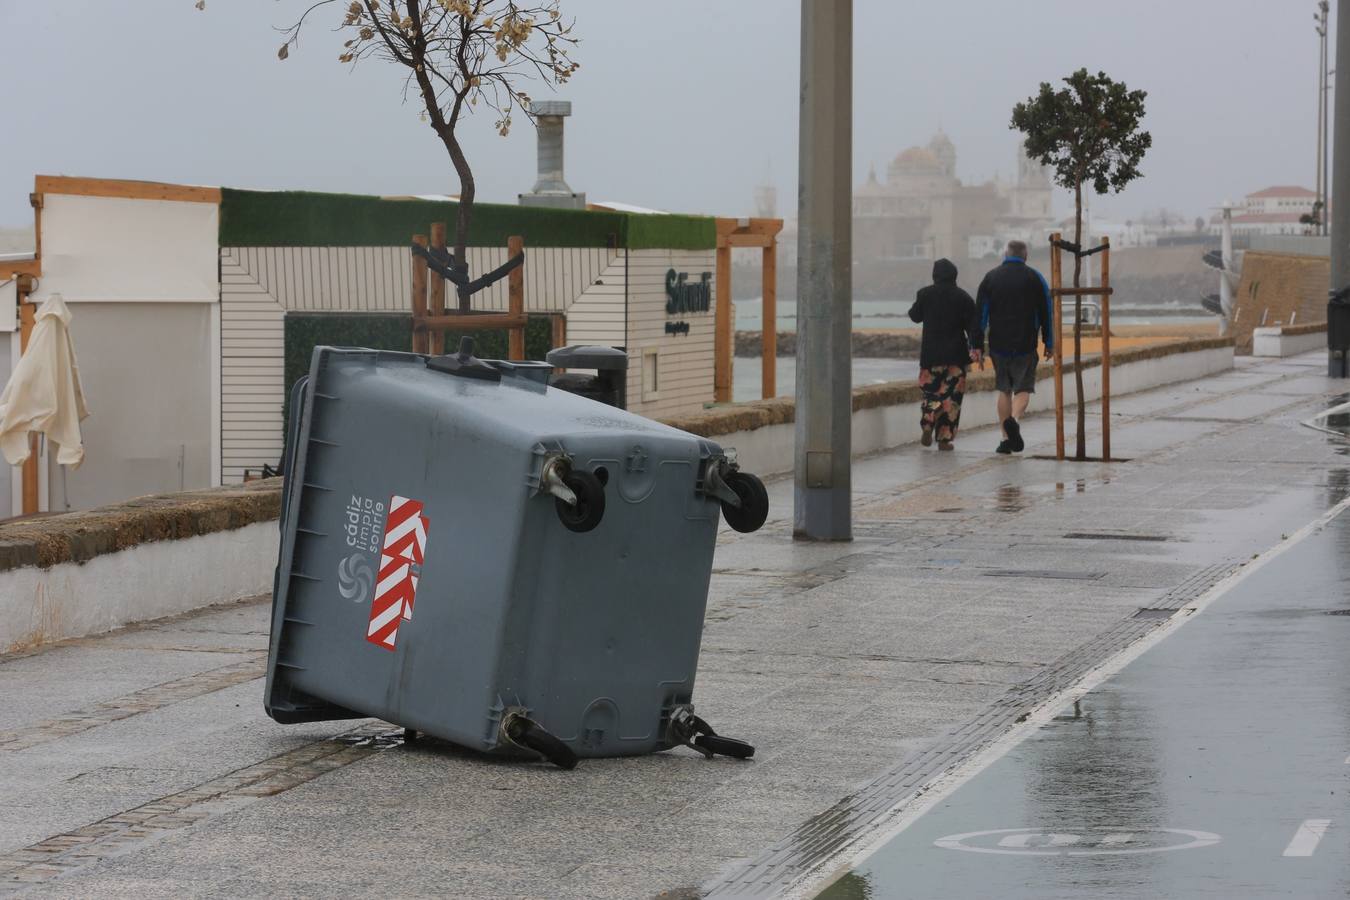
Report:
219,188,716,251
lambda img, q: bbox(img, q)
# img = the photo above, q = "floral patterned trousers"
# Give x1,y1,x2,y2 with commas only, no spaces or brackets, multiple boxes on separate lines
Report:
918,365,967,442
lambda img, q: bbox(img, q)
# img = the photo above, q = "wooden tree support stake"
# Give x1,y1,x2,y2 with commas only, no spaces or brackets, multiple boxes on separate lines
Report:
1100,236,1112,461
411,234,430,355
1050,232,1065,460
409,229,527,360
1047,232,1114,463
429,223,447,355
507,234,525,361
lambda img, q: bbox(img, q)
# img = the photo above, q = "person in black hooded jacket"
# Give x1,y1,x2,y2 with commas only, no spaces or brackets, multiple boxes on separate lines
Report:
907,258,983,450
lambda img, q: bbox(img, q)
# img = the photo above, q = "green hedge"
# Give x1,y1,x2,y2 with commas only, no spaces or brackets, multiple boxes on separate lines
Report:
220,188,715,251
283,313,555,416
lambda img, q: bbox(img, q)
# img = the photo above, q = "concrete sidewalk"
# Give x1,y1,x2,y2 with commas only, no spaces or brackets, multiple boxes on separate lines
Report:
1,352,1345,899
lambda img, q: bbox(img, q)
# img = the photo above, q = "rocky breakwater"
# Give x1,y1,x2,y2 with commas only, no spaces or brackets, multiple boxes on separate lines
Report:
735,330,921,358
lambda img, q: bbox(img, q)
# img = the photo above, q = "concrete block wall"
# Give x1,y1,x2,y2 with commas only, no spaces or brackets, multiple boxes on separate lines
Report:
0,481,279,653
1252,324,1327,358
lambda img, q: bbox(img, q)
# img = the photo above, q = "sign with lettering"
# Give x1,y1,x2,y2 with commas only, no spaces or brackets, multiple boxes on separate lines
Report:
665,269,712,337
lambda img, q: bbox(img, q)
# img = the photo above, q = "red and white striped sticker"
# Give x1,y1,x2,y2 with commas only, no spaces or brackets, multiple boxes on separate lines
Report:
366,495,430,650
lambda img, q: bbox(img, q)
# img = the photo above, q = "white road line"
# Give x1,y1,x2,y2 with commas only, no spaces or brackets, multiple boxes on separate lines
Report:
792,494,1350,900
1283,819,1332,857
1302,399,1350,437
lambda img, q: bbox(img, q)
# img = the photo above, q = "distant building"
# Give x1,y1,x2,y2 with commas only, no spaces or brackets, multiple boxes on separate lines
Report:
1210,186,1320,236
753,180,777,220
852,132,1056,262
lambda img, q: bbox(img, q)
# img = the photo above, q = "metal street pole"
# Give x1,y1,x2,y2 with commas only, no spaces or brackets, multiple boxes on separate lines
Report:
794,0,853,541
1330,0,1350,375
1317,3,1327,233
1324,2,1332,235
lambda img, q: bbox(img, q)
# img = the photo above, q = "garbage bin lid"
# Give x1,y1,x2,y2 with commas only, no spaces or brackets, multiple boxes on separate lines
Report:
545,345,629,370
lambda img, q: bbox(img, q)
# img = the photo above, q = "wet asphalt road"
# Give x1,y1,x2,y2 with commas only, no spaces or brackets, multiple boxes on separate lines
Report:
817,504,1350,899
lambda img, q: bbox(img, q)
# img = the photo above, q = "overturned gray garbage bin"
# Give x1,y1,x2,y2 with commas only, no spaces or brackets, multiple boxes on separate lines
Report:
265,340,768,768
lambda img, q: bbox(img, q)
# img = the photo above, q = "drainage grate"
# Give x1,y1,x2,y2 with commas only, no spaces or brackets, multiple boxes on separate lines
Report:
980,568,1106,581
1064,532,1169,542
1133,608,1179,620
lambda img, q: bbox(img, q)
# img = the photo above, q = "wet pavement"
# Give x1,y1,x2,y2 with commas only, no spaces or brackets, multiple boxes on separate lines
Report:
2,351,1349,898
815,502,1350,900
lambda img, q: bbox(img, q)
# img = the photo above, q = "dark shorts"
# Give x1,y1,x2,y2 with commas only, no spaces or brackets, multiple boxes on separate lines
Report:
993,353,1037,394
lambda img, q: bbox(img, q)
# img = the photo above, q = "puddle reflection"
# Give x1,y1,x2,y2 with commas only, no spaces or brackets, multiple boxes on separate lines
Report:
996,485,1025,512
817,871,874,898
1329,468,1350,506
1024,692,1166,884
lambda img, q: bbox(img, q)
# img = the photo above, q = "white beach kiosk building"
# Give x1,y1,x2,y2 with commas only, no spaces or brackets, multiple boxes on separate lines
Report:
1,176,777,517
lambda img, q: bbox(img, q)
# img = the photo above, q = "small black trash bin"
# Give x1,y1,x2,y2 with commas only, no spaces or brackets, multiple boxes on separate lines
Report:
546,345,628,408
1329,290,1350,378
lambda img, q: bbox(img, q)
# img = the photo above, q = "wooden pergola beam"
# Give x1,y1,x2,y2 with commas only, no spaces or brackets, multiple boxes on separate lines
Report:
719,234,776,249
713,216,784,402
715,217,783,236
34,175,222,205
0,259,40,279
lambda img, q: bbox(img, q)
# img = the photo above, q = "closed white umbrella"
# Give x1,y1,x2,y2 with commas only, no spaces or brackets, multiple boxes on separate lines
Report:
0,292,90,468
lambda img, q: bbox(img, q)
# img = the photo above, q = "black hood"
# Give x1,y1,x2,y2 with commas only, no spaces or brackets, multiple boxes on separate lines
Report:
932,258,958,283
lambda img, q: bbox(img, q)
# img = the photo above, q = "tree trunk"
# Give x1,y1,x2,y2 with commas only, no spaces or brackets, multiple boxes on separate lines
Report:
402,0,477,315
441,127,476,313
1072,181,1086,460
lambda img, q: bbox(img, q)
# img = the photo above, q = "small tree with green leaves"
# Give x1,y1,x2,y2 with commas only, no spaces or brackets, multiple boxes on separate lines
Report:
274,0,579,309
1011,68,1151,460
1299,200,1324,232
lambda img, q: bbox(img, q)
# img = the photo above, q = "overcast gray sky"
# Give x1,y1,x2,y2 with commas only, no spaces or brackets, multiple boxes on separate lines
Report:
0,0,1331,226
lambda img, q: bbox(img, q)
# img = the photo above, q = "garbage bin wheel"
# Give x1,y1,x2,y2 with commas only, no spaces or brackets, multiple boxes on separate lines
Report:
694,734,756,760
515,720,579,770
555,470,606,533
721,471,769,533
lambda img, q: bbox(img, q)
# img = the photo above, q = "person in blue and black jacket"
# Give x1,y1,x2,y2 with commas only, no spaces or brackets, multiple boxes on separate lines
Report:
974,240,1055,454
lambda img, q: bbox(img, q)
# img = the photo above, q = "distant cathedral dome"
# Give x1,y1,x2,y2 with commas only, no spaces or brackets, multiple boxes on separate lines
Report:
889,146,941,176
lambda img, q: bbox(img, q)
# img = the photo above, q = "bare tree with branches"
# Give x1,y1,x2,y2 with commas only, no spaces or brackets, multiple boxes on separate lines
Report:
277,0,579,308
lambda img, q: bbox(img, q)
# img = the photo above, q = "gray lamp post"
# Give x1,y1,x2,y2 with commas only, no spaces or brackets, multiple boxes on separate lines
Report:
794,0,853,540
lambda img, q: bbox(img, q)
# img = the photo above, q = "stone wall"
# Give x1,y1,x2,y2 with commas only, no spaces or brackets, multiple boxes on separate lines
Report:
1232,251,1329,353
0,479,280,573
